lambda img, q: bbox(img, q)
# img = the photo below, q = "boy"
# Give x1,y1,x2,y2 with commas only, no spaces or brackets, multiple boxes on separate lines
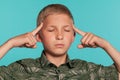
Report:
0,4,120,80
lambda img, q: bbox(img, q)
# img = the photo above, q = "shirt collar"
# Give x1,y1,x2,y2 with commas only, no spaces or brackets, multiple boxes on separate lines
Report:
39,50,74,68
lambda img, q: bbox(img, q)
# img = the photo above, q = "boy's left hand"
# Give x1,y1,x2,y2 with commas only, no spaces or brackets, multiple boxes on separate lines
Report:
73,25,109,49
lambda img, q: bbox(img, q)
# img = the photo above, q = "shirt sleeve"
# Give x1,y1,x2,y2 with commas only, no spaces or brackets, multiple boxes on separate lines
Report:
87,62,118,80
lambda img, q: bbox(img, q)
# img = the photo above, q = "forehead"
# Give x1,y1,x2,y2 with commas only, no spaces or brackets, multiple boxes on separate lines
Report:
43,14,73,26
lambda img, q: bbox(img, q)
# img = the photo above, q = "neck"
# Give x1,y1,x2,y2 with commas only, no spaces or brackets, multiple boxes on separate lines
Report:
44,51,67,67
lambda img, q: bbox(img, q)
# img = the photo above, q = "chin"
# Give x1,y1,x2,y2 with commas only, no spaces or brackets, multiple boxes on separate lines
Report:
44,46,68,56
52,53,66,57
53,50,67,56
47,49,67,57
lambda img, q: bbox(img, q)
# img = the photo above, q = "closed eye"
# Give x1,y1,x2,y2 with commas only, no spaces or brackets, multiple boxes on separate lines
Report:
64,25,72,32
47,29,55,32
64,29,71,32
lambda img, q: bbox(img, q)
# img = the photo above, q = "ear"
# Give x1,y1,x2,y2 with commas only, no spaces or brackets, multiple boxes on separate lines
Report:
36,33,42,42
71,35,75,42
71,31,76,42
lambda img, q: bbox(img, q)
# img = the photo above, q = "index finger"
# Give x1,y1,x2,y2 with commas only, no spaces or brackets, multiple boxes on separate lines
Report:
73,25,86,36
32,22,43,36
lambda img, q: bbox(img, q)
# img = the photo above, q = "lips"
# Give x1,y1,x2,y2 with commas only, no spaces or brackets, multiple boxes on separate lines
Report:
55,44,64,48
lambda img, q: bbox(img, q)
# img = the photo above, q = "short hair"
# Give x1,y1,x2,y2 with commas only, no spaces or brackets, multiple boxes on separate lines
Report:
37,4,74,26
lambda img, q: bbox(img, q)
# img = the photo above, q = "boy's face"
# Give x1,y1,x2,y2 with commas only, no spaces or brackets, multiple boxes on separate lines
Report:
39,14,74,56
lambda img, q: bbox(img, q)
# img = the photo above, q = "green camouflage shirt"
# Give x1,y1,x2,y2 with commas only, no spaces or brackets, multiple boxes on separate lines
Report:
0,51,118,80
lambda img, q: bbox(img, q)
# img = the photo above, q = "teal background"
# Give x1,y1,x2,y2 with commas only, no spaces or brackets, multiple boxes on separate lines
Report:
0,0,120,66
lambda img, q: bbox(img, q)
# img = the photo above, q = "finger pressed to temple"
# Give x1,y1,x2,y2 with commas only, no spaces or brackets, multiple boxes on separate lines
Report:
72,25,86,36
32,22,43,36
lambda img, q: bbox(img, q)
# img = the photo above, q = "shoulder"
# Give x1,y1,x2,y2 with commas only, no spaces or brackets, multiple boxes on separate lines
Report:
70,59,103,69
15,58,40,65
0,57,41,73
11,57,41,68
70,58,117,70
0,57,40,70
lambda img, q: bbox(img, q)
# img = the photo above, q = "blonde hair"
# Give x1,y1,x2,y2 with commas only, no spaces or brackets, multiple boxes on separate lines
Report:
37,4,74,26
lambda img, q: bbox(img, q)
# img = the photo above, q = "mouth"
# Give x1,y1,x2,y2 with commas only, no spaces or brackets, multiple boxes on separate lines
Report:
55,44,64,48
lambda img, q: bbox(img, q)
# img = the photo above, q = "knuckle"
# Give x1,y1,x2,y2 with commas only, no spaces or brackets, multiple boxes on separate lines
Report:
81,39,84,44
84,41,88,45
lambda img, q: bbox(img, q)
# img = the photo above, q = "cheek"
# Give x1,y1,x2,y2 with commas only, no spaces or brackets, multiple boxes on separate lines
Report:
43,34,55,43
64,34,74,42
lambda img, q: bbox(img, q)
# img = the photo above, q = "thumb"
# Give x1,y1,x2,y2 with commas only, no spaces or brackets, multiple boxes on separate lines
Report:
32,45,37,48
77,44,85,49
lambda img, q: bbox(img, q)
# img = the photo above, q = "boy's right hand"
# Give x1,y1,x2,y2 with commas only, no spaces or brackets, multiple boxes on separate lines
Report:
9,23,43,48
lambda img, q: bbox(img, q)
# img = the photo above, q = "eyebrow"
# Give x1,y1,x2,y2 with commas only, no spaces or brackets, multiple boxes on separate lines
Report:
45,24,72,29
63,25,72,28
44,25,55,29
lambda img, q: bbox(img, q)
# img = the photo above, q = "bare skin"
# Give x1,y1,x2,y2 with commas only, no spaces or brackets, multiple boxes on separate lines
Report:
0,23,43,59
37,14,75,67
0,14,120,79
73,26,120,79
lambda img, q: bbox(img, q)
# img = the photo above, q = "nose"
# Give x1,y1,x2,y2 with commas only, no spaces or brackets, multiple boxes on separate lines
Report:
56,32,63,40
